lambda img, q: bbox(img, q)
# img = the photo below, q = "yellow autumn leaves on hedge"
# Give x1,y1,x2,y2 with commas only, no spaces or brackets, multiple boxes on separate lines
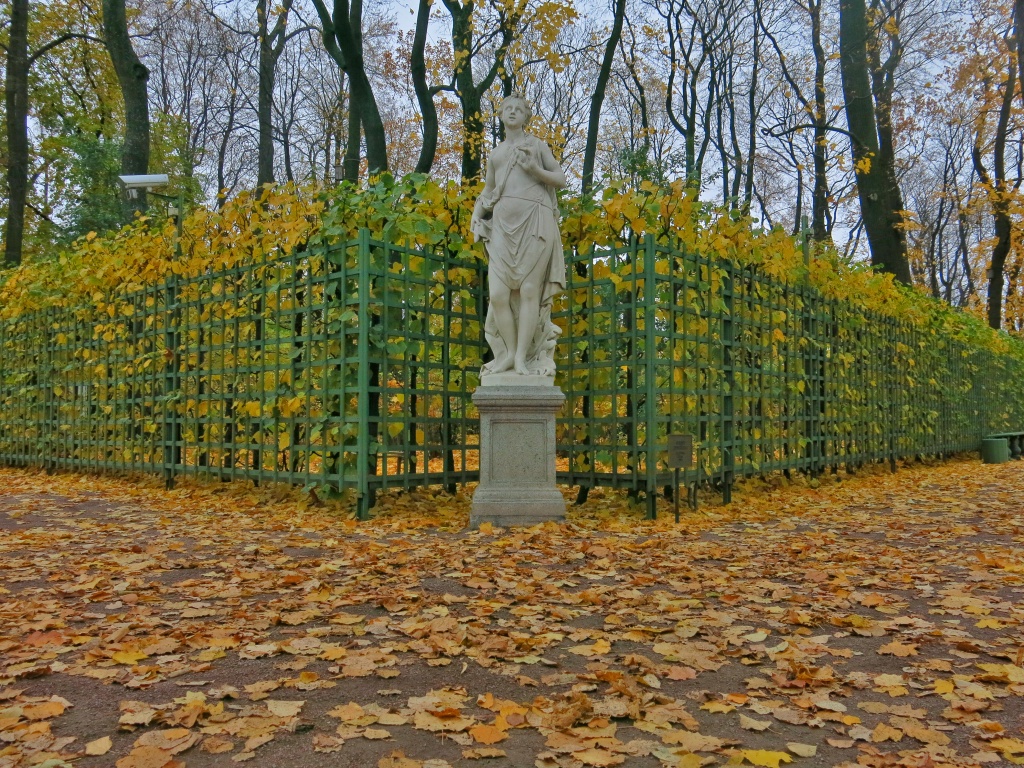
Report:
0,175,1019,363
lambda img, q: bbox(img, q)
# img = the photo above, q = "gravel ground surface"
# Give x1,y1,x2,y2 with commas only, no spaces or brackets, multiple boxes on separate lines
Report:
0,457,1022,768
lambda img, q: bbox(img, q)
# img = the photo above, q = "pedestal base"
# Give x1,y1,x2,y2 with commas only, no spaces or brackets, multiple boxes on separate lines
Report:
470,385,566,528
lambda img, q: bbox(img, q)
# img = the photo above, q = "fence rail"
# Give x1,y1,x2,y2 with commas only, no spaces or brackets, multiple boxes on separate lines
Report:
2,231,1020,518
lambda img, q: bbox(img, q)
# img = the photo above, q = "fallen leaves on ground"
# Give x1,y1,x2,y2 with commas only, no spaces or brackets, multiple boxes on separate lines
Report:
0,457,1023,767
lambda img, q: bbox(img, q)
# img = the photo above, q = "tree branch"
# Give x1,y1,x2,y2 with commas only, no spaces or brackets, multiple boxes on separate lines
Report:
28,32,105,65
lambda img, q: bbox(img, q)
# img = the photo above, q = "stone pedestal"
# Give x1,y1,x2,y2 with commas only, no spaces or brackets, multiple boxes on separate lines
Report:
470,381,566,528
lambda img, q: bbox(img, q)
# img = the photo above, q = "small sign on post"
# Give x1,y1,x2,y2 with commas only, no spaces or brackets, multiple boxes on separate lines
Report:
667,434,694,469
667,434,695,523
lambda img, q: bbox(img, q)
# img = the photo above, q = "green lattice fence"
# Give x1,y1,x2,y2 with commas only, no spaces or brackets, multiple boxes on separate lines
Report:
2,231,1021,519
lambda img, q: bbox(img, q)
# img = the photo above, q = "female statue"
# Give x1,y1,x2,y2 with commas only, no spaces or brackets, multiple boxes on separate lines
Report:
471,95,567,378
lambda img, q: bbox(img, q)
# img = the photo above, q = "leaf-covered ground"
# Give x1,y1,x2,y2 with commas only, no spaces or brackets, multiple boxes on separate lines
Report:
1,458,1022,768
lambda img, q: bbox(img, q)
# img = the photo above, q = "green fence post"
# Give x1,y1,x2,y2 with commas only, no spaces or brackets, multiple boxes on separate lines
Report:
162,275,180,489
356,229,373,520
43,308,55,473
722,261,735,503
644,234,658,520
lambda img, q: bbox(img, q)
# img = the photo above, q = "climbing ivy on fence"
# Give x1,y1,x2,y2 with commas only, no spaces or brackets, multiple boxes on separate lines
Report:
1,177,1022,518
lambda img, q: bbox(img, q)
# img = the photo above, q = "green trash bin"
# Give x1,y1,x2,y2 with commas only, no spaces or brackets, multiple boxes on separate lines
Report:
981,438,1010,464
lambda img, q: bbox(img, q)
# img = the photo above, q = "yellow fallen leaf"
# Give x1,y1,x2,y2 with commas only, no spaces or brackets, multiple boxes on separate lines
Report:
871,723,904,742
878,640,918,657
787,743,816,758
266,700,304,718
977,664,1024,684
574,748,626,767
568,639,612,657
112,649,149,665
115,745,177,768
23,701,66,720
742,749,794,768
86,736,113,755
902,722,950,746
739,714,772,731
194,648,225,662
934,679,955,694
364,728,391,740
661,731,724,751
700,701,735,714
989,738,1024,759
328,702,365,721
469,724,508,744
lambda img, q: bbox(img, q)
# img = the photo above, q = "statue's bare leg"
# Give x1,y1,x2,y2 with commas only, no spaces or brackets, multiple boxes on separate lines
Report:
487,275,516,373
514,264,545,375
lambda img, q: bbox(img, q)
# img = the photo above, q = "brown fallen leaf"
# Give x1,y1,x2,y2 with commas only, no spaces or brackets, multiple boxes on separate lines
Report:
115,745,178,768
311,733,345,753
201,736,235,754
463,748,507,759
878,640,918,657
573,748,626,767
660,731,725,752
378,750,423,768
665,665,697,681
135,728,199,755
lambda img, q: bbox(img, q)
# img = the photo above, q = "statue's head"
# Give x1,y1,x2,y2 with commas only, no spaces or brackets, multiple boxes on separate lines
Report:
499,95,533,124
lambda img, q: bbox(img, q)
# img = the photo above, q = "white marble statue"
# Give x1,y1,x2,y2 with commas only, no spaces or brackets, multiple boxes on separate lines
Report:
471,95,567,378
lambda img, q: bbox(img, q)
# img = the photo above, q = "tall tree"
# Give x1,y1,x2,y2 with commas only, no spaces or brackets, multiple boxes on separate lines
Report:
971,39,1019,330
760,0,832,241
581,0,628,194
311,0,389,178
255,0,295,186
837,0,911,284
4,0,30,267
410,0,440,174
441,0,521,182
103,0,151,218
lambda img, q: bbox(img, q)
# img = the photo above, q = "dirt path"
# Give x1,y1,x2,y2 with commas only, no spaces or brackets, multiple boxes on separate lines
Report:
0,458,1022,768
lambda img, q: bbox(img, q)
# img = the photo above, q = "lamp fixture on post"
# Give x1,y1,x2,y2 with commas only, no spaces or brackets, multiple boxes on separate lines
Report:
117,174,170,199
117,173,183,244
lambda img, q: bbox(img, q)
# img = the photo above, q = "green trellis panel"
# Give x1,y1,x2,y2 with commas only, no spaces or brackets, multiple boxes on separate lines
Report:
2,230,1022,517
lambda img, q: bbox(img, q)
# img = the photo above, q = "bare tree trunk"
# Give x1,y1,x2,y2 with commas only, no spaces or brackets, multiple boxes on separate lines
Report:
441,0,517,182
581,0,627,195
255,0,295,187
1016,0,1024,111
4,0,29,268
411,0,439,174
257,0,276,186
344,109,362,182
838,0,911,284
743,0,761,210
972,51,1018,330
312,0,388,177
809,0,829,241
103,0,151,219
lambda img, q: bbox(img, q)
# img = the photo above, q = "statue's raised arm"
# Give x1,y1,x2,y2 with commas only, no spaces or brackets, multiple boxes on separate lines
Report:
471,95,566,380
